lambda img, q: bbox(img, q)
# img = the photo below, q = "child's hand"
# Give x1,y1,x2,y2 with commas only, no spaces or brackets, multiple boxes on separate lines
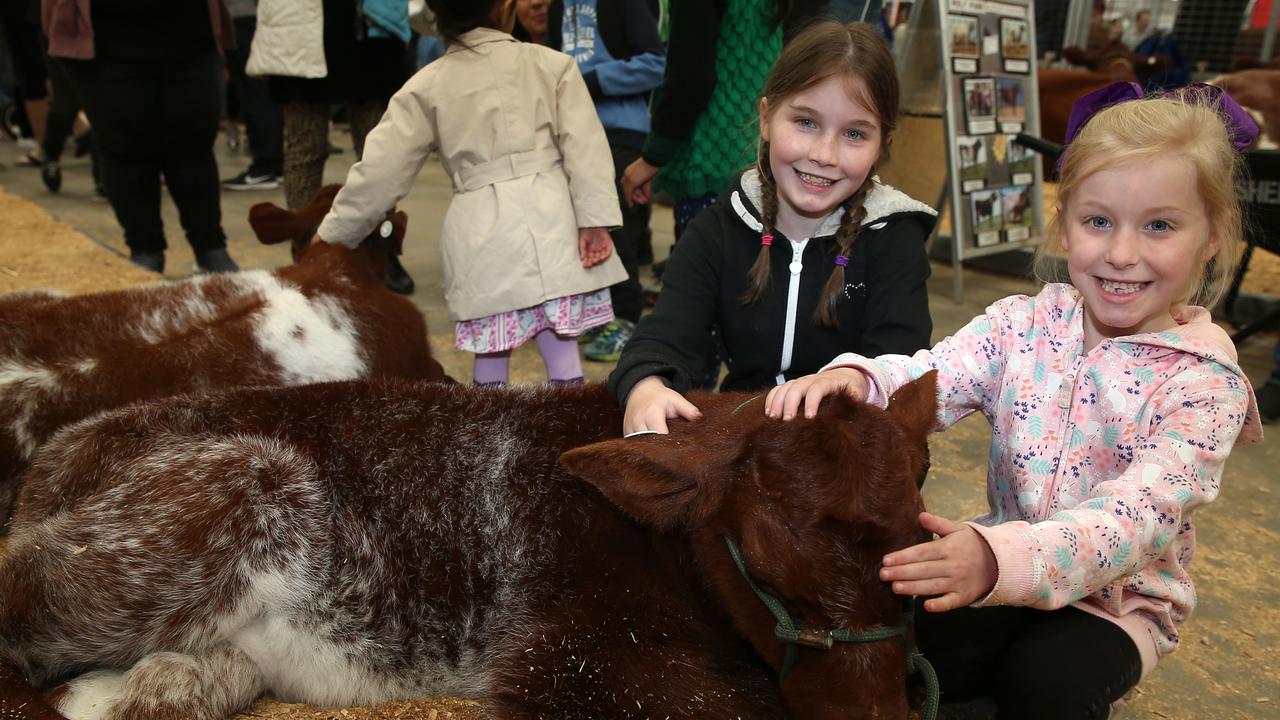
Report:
621,158,658,207
309,233,323,247
764,367,870,420
579,227,613,268
623,376,702,435
880,512,998,612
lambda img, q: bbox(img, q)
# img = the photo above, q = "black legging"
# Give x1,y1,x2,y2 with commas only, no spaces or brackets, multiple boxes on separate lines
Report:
914,600,1142,719
62,49,226,256
40,38,100,186
608,141,649,324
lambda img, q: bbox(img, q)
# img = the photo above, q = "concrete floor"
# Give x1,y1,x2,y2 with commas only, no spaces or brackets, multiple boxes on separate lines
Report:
0,129,1276,718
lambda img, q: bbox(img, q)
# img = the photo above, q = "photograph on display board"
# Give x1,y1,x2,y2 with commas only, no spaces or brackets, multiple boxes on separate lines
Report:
996,78,1026,125
1002,185,1034,242
1007,136,1036,175
948,14,979,57
957,135,988,183
1002,185,1032,229
963,77,996,134
1000,17,1030,60
971,188,1003,236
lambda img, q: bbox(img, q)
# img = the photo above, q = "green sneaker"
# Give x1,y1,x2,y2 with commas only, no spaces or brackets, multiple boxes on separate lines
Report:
583,319,634,362
578,324,606,345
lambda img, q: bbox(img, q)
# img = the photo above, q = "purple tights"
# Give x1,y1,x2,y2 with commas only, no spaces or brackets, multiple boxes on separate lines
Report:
472,329,584,385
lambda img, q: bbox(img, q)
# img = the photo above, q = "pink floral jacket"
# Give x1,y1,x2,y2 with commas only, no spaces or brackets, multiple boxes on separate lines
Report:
826,283,1263,675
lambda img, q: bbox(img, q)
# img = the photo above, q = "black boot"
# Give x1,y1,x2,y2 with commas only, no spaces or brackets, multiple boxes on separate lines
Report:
129,251,164,273
41,161,62,192
195,248,240,274
385,251,415,295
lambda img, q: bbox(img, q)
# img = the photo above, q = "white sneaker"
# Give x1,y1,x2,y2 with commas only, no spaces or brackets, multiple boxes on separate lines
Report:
222,170,281,191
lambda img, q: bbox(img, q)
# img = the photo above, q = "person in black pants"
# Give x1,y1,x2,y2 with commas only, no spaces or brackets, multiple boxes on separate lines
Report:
0,0,49,165
50,0,239,275
221,0,284,190
38,36,102,195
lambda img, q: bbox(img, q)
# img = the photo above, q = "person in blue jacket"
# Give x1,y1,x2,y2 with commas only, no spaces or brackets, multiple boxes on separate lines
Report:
545,0,666,361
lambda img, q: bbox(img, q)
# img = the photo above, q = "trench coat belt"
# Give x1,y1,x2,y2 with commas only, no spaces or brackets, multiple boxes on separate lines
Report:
451,148,563,193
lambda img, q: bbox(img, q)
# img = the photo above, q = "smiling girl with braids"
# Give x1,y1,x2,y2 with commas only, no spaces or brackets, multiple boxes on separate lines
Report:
609,20,936,434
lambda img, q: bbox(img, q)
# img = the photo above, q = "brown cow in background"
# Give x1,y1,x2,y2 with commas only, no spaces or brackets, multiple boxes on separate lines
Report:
0,186,446,529
1037,41,1164,147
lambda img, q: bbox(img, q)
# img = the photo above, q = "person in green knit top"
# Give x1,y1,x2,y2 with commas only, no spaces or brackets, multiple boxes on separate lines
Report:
621,0,823,388
621,0,820,237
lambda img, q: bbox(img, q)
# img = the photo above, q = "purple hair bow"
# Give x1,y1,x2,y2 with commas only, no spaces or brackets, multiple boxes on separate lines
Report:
1058,81,1260,169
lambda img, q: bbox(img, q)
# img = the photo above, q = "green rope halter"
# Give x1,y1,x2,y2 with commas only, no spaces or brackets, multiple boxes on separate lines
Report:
722,535,939,720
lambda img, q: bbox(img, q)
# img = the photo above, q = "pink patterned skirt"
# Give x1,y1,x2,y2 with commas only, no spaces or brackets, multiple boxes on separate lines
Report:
454,289,615,353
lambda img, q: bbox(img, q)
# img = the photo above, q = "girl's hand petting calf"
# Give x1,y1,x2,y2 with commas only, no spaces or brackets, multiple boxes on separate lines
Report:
765,367,870,420
881,512,999,612
579,227,614,268
623,377,702,435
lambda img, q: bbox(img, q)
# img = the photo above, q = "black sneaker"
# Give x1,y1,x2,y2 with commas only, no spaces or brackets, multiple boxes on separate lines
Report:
41,161,62,192
1258,381,1280,423
130,251,164,273
195,248,240,274
221,170,281,191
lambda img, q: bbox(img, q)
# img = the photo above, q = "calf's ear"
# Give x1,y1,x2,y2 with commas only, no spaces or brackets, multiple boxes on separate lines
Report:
886,370,937,448
387,210,409,255
560,438,703,529
248,202,302,246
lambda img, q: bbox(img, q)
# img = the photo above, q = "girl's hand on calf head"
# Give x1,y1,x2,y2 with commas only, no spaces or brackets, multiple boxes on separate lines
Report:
764,367,870,420
579,227,614,268
880,512,999,612
623,376,702,435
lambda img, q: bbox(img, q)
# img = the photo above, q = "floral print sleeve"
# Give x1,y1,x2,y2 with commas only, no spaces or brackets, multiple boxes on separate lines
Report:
825,293,1037,430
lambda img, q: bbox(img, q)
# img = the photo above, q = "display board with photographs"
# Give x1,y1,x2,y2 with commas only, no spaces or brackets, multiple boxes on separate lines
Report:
939,0,1044,261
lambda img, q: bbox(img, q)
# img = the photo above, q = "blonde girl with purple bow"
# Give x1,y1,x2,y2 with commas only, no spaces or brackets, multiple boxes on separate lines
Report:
765,84,1265,717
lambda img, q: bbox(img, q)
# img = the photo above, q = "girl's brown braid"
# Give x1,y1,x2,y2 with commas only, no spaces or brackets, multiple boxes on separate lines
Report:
814,174,873,327
742,141,780,304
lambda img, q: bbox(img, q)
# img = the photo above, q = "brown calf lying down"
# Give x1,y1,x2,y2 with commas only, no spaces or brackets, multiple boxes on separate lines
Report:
0,186,445,528
0,376,936,720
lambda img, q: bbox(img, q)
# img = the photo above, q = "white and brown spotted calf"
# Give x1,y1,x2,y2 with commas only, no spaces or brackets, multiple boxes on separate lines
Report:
0,186,446,529
0,375,936,720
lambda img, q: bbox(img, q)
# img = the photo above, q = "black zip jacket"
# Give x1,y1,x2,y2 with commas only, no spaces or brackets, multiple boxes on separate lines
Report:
609,171,936,402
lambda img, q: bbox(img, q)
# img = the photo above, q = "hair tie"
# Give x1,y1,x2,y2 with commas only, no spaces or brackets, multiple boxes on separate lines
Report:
1058,81,1260,170
835,255,849,268
761,233,774,247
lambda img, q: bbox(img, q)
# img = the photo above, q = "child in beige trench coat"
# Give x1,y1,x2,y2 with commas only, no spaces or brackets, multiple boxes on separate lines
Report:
315,0,626,385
